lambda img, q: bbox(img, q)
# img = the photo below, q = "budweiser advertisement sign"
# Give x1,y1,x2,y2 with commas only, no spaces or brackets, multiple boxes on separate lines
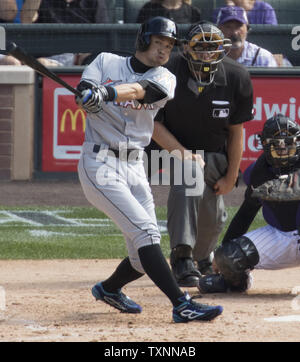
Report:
42,75,300,172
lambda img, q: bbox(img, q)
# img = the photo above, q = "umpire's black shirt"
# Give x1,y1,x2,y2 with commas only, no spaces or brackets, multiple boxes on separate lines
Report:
155,54,253,153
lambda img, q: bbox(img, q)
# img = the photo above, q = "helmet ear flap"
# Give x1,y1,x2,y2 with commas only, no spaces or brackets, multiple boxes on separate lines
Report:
136,23,149,52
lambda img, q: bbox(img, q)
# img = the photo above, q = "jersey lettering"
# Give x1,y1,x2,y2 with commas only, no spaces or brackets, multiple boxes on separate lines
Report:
114,100,154,110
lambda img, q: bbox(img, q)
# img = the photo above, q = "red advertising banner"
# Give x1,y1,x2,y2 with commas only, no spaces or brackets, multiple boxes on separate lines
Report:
42,75,85,172
42,74,300,173
242,76,300,171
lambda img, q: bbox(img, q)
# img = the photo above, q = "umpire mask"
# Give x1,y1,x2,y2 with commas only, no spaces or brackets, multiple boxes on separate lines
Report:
260,114,300,171
180,21,231,86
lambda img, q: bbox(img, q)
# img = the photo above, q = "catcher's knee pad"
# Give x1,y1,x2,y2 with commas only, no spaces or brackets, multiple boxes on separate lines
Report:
215,236,259,274
213,236,259,292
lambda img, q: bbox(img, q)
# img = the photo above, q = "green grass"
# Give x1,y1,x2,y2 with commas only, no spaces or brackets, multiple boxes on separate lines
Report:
0,205,266,260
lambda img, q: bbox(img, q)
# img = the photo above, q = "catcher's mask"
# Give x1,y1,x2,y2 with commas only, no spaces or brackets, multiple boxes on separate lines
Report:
179,21,231,86
259,114,300,170
136,16,178,52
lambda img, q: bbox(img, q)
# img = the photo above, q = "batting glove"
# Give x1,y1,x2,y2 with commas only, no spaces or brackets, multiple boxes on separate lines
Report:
76,88,103,113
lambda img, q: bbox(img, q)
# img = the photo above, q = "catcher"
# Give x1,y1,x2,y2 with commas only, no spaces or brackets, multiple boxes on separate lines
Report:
198,113,300,293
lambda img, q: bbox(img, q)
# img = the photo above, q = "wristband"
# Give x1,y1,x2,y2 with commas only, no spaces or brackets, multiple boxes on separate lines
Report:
105,86,118,101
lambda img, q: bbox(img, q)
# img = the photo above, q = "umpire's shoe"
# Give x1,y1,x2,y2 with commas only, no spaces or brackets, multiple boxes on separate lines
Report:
173,292,223,323
92,282,142,313
170,245,201,287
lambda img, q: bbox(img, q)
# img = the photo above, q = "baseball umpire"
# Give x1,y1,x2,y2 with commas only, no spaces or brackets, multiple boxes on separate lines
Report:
150,21,253,287
75,16,223,322
199,114,300,293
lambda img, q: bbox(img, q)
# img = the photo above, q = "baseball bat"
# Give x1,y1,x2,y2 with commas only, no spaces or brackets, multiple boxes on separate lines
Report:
7,42,82,97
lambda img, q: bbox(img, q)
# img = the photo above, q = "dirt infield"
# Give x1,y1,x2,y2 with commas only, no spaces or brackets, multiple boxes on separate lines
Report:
1,260,300,342
0,180,300,342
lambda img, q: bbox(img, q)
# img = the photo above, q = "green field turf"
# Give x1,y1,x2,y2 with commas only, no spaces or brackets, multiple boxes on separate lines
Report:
0,206,266,260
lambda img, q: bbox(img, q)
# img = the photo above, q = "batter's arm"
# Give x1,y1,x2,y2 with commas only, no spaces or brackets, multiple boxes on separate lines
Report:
214,123,244,195
114,80,166,103
113,83,146,102
153,121,205,167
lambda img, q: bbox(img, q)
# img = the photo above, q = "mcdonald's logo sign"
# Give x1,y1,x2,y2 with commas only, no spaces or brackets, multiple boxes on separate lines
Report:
60,109,86,133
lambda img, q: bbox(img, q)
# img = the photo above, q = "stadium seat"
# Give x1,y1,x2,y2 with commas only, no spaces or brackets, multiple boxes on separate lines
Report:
123,0,149,23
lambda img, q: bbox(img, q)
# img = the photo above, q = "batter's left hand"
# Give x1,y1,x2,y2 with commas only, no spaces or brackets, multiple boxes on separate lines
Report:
213,175,236,195
76,88,103,113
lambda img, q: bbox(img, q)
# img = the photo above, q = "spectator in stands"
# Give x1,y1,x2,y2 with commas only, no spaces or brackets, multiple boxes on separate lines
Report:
217,6,278,66
0,0,18,22
0,0,41,23
213,0,278,25
0,0,109,66
16,0,41,23
0,1,44,65
36,0,110,65
36,0,109,24
136,0,201,24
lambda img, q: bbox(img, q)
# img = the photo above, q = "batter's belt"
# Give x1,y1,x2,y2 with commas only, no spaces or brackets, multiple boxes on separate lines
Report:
93,144,143,161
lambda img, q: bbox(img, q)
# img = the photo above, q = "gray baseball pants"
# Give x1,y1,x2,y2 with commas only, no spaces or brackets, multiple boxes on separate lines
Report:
78,143,160,274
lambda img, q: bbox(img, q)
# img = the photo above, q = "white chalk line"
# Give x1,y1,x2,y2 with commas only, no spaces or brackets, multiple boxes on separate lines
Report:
264,315,300,322
0,210,168,237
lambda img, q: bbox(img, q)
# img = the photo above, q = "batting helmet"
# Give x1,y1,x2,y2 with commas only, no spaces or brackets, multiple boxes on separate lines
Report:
136,16,178,52
260,114,300,170
180,21,231,86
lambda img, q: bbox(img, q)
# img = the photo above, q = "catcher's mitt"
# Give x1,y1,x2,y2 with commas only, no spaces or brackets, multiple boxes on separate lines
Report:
251,171,300,201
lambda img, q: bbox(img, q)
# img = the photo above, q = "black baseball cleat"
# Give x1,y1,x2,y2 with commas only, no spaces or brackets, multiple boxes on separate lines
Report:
173,292,223,323
92,282,142,313
198,274,228,294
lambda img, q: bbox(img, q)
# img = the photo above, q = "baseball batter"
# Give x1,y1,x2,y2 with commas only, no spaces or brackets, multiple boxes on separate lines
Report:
75,16,223,322
199,114,300,293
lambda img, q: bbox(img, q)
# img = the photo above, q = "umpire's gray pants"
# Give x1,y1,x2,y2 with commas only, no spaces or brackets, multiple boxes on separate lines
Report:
167,152,228,261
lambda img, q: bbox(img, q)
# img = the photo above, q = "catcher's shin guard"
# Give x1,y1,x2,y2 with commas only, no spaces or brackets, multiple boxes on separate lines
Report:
198,271,252,293
170,245,201,287
198,274,228,293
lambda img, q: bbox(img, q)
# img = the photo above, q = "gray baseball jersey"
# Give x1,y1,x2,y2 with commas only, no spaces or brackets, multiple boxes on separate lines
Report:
81,52,176,150
78,52,176,273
